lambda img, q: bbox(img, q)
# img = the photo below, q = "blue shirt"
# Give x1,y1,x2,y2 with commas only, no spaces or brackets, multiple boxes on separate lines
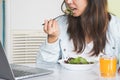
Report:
36,14,120,63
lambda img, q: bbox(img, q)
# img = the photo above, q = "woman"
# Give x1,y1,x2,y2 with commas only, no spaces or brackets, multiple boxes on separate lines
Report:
37,0,120,65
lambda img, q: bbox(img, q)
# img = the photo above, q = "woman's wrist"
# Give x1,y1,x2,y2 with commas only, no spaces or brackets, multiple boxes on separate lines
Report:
48,35,58,43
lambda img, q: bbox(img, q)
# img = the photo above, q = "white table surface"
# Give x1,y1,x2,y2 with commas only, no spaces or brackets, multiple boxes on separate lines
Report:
23,62,120,80
1,62,120,80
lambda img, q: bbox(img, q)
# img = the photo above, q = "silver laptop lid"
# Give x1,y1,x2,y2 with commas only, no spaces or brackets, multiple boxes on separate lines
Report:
0,42,15,80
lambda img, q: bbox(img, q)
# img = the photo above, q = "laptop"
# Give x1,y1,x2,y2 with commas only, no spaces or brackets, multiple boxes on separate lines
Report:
0,42,53,80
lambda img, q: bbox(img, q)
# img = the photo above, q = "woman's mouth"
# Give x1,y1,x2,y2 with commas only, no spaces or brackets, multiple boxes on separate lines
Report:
65,6,78,16
71,8,77,12
65,8,73,15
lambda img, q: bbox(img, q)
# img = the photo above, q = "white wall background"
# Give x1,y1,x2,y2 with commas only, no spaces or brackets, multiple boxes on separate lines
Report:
6,0,63,30
108,0,120,18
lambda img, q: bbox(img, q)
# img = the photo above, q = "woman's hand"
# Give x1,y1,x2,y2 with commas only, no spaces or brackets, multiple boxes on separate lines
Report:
44,19,60,43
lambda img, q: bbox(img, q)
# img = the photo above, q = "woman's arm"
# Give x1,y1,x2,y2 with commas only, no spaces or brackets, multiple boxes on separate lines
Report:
36,15,67,64
36,39,61,63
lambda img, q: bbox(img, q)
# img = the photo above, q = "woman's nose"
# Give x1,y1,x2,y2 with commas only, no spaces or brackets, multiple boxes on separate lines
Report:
66,0,73,4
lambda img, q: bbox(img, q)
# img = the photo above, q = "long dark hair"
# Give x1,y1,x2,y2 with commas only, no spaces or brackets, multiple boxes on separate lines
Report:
61,0,110,56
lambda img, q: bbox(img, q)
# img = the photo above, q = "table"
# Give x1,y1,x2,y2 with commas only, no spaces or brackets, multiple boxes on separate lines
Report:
23,61,120,80
0,62,120,80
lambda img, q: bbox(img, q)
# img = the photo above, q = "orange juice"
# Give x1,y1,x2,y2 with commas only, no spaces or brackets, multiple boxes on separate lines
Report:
99,55,117,78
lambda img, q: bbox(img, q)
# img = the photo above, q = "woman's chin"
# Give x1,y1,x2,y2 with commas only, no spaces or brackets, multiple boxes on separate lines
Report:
71,12,82,17
72,14,80,17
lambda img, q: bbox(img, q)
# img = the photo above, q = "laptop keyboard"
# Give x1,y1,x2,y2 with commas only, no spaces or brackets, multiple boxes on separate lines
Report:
10,64,53,78
12,69,35,77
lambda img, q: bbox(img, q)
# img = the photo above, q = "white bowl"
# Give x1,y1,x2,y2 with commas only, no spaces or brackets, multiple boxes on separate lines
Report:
58,59,97,70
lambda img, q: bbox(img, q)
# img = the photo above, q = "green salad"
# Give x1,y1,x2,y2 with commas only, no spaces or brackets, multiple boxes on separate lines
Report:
65,8,73,15
64,57,94,64
64,7,73,16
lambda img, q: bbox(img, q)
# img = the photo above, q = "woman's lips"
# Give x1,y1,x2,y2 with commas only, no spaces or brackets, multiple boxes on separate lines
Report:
71,8,77,13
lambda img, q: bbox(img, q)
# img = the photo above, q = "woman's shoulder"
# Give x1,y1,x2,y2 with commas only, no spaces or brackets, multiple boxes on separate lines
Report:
108,14,120,37
110,14,120,26
56,14,68,20
55,15,68,38
56,14,68,25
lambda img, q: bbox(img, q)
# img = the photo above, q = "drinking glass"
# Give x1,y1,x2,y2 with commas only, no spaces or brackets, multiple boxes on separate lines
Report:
99,54,117,78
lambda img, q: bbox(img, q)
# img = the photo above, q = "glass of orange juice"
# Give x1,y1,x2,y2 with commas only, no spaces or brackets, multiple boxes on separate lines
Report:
99,54,117,78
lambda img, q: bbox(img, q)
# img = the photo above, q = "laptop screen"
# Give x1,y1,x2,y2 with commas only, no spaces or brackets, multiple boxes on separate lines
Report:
0,42,15,80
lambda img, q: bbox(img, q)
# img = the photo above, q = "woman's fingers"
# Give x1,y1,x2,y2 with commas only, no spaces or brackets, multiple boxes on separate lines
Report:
54,20,59,32
43,19,58,36
44,19,54,34
52,20,57,32
47,19,54,34
44,20,48,33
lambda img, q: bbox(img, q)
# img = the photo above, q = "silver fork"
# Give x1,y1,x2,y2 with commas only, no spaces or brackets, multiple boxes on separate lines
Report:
42,15,64,25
